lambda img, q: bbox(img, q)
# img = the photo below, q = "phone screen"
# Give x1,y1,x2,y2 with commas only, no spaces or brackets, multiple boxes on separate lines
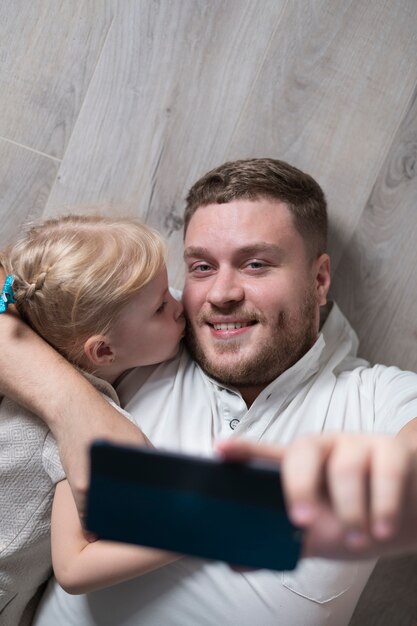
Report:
86,441,302,571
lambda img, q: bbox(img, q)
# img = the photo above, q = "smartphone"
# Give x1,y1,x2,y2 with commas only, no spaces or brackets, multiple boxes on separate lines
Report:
86,441,302,571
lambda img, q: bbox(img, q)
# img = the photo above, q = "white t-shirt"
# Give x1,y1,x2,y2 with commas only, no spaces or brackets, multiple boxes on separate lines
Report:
34,303,417,626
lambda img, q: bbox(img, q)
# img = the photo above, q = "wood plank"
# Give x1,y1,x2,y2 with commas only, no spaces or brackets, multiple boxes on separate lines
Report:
0,139,59,249
225,0,417,270
43,0,287,288
0,0,114,158
331,84,417,371
349,555,417,626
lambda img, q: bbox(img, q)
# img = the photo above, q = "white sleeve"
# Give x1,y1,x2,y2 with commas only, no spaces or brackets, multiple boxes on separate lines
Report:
42,431,66,483
372,365,417,434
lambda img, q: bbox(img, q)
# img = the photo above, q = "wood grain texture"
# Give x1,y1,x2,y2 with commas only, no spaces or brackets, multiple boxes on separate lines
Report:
349,555,417,626
43,0,287,287
224,0,417,270
0,139,59,249
0,0,114,158
331,84,417,371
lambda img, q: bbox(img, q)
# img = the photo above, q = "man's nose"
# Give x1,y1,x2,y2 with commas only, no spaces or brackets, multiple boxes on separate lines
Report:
206,268,244,307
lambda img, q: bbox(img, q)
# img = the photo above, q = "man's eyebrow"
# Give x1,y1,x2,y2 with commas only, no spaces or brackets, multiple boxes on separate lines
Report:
184,243,284,260
236,243,284,257
183,246,210,260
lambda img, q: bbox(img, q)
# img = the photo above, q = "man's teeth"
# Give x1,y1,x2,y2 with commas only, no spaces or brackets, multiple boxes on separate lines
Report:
213,322,250,330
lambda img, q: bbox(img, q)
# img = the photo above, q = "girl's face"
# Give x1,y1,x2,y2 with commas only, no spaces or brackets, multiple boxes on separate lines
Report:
108,267,185,370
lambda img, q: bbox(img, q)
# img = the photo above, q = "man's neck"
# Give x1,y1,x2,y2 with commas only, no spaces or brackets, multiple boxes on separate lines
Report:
239,385,267,408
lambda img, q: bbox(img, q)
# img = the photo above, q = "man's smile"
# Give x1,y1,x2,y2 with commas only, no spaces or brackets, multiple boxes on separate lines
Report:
205,319,258,338
209,320,257,330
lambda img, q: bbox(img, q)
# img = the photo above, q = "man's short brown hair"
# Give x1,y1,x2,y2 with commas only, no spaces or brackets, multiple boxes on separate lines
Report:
184,158,327,259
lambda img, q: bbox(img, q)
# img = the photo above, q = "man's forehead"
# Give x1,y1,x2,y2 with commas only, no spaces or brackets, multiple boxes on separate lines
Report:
183,200,300,254
185,199,292,230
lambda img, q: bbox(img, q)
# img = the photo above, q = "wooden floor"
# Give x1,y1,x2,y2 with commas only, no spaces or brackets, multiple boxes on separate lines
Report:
1,1,417,624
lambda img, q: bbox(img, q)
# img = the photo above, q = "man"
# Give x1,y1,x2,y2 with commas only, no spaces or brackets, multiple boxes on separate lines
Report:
2,159,417,625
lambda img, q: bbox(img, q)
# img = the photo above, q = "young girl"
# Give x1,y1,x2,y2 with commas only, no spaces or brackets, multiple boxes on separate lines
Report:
0,214,185,626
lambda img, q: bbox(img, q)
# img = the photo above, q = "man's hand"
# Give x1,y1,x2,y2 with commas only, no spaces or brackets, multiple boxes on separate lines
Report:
217,433,417,560
54,394,150,524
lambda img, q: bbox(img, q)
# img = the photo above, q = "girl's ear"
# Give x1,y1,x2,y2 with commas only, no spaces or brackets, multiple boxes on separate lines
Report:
83,335,116,367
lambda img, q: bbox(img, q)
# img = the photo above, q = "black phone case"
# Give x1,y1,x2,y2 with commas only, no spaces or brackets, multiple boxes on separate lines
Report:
86,441,302,571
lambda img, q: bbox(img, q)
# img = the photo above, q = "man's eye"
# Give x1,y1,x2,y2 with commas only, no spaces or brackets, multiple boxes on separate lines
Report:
190,263,212,273
246,261,266,270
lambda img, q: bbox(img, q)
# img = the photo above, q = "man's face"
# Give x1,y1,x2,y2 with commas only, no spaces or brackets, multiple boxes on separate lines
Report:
183,199,330,394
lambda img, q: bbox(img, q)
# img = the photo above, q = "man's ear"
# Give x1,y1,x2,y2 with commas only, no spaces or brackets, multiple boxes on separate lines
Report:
315,253,331,306
83,335,116,367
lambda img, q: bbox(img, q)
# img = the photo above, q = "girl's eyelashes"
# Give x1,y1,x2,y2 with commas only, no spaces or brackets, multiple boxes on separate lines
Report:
155,301,168,314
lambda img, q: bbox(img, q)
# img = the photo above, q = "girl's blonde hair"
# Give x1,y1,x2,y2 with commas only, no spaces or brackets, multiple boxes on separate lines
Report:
0,214,166,364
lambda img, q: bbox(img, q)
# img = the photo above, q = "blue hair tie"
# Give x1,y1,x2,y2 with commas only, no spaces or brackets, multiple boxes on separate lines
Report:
0,274,16,313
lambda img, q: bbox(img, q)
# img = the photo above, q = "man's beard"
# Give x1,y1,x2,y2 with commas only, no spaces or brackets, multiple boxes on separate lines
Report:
185,290,318,389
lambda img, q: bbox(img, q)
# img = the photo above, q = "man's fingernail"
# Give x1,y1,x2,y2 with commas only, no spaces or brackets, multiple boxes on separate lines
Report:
373,520,394,540
345,530,369,549
290,503,314,524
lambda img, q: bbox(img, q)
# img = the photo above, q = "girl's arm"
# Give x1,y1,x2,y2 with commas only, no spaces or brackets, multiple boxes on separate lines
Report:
0,289,146,518
52,479,180,594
